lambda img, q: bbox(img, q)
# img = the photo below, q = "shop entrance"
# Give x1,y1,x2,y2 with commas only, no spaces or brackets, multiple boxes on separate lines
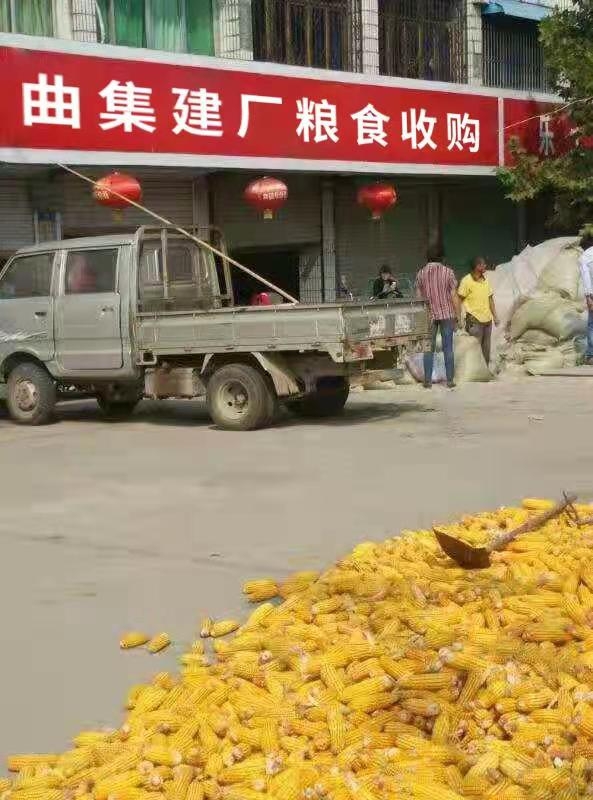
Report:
230,248,301,305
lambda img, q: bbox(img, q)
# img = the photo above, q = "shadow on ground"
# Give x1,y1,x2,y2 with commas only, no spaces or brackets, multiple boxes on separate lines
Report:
44,398,434,430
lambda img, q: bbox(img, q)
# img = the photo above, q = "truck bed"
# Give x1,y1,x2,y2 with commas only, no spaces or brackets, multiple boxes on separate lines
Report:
135,299,429,362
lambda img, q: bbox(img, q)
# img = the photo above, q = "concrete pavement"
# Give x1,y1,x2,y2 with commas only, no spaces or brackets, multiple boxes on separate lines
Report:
0,377,591,761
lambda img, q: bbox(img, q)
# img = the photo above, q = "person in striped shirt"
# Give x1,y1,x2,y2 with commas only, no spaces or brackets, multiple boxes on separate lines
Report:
415,246,461,389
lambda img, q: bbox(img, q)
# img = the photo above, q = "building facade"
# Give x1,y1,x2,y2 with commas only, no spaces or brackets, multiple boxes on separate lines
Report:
0,0,574,301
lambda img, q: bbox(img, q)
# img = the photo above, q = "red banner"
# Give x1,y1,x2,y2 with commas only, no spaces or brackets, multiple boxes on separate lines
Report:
503,98,574,163
0,43,502,171
0,40,571,173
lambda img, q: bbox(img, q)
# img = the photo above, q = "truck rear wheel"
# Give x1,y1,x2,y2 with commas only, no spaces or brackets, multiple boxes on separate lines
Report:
207,363,275,431
6,362,57,426
290,376,349,419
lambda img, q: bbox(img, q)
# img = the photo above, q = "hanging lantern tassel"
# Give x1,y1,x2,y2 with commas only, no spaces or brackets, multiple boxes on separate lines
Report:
357,182,398,221
92,171,142,222
244,176,288,221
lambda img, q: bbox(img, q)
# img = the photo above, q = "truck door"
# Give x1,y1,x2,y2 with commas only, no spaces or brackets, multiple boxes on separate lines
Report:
54,247,123,371
0,252,56,362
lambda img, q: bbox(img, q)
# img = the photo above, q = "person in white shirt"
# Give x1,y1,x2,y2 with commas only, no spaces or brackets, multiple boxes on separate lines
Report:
579,232,593,365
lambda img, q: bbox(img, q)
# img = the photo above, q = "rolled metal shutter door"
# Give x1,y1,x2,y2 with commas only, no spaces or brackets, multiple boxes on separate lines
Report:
335,178,429,299
0,178,35,254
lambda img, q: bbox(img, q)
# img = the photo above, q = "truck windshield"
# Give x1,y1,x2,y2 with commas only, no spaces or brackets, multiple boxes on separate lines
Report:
138,236,221,313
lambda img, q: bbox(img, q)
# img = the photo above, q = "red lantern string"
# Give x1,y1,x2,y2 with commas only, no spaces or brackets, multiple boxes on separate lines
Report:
357,183,397,221
93,171,142,222
244,176,288,220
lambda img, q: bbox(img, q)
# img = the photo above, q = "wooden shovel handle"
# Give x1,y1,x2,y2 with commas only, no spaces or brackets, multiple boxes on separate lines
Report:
489,493,577,553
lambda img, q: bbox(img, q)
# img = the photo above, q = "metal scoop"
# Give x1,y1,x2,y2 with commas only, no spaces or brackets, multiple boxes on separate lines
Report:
434,493,577,569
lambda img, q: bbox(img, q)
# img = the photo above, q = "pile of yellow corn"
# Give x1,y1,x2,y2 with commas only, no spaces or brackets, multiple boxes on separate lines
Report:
5,498,593,800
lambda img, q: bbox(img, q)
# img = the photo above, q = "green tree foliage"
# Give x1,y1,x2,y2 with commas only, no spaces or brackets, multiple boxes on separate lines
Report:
498,1,593,228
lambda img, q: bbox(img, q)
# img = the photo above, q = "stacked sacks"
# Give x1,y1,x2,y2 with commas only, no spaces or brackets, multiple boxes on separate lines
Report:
454,333,493,383
405,332,492,385
488,238,577,365
491,238,588,376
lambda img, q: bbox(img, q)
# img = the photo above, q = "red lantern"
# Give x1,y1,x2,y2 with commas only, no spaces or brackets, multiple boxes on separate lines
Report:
93,172,142,220
357,182,397,221
244,176,288,220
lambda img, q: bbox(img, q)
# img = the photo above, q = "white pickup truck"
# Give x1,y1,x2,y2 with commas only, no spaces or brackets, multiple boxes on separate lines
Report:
0,227,429,430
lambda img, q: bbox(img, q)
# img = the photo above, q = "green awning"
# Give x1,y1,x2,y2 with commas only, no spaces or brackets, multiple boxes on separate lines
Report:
482,1,551,21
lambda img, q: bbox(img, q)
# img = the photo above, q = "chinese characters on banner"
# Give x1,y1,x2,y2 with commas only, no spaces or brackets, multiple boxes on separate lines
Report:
502,98,576,164
19,71,488,159
0,45,499,168
0,44,563,170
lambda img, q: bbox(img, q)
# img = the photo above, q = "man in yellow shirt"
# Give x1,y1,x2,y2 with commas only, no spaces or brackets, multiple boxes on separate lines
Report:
458,257,498,365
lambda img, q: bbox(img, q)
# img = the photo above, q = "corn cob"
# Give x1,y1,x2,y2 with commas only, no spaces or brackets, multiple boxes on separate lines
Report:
210,620,240,638
400,698,441,717
260,719,279,755
319,661,345,694
516,689,555,713
94,770,145,800
522,499,555,511
398,672,454,691
242,580,279,602
243,603,275,630
340,675,392,703
9,791,64,800
224,788,267,800
6,754,59,772
186,779,205,800
146,633,171,654
141,747,182,767
131,686,168,714
120,632,151,650
219,756,267,784
327,705,346,755
458,670,487,707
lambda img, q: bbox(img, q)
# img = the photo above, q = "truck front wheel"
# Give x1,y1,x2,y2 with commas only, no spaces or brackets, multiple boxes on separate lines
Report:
207,363,276,431
290,376,349,419
6,362,57,425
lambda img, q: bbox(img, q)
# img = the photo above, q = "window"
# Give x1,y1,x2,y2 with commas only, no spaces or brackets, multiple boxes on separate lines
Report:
379,0,467,83
0,0,53,36
0,253,55,299
139,238,219,312
252,0,352,71
96,0,214,55
482,17,551,93
65,249,118,295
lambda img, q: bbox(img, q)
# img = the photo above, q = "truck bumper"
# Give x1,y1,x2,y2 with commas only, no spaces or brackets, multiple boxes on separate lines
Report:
343,335,430,364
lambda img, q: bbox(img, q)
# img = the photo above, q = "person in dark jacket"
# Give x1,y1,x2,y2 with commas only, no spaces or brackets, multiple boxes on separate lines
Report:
372,266,403,300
